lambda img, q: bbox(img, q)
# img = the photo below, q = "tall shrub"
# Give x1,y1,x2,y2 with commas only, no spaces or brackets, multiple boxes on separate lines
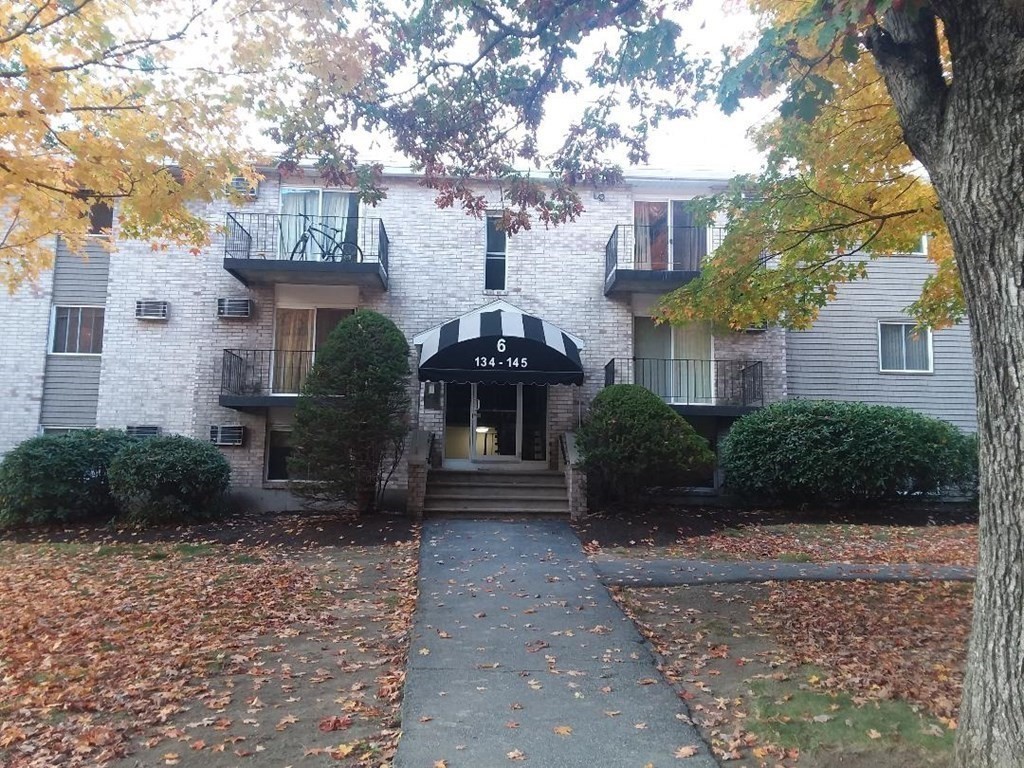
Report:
721,399,977,505
108,435,231,525
290,309,410,514
577,384,714,507
0,429,132,527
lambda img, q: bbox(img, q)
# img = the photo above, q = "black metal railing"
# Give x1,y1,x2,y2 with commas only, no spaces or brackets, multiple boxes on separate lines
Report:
605,225,726,279
604,357,764,407
221,349,315,397
224,213,389,276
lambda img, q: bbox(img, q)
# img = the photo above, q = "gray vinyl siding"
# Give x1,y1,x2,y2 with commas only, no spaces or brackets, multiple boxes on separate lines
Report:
39,355,101,427
786,256,977,432
39,237,109,428
52,238,110,305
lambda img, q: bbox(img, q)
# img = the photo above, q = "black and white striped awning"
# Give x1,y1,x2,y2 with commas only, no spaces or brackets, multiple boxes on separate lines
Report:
413,300,585,385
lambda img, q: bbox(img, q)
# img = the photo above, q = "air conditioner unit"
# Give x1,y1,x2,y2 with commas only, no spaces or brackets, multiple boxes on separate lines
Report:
228,176,259,200
217,297,253,319
126,425,162,438
210,424,246,446
136,300,169,321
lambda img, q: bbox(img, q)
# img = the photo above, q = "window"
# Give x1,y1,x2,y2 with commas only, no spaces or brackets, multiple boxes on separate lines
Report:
279,188,359,260
88,202,113,235
485,214,507,290
879,322,932,372
266,428,308,481
52,306,104,354
633,200,710,271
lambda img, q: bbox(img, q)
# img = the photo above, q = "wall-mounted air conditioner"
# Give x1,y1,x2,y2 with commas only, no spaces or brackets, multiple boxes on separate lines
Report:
135,300,169,321
210,424,246,446
217,297,253,319
228,176,259,200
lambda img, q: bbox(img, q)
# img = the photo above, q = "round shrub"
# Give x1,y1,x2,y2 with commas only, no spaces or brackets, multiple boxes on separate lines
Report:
720,399,977,505
578,384,715,506
0,429,133,528
108,435,231,525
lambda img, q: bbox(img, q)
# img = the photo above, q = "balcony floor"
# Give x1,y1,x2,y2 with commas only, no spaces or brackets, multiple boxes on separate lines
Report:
224,258,387,289
604,268,700,296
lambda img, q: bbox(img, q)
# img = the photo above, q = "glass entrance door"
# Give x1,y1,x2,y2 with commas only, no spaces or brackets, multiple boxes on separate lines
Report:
442,383,548,463
472,384,519,460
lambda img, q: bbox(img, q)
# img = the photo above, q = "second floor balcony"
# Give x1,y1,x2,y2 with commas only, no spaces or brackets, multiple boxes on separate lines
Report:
604,225,725,295
220,348,313,410
604,357,764,415
223,212,389,289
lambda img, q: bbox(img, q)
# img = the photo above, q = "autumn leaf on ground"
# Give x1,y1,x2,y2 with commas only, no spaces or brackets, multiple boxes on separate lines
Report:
433,760,448,768
319,715,353,732
330,743,356,759
507,749,526,760
674,745,700,758
867,729,882,739
275,714,299,730
553,725,572,736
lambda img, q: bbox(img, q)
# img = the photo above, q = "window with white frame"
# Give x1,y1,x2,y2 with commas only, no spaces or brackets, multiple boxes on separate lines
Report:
51,306,104,354
879,322,932,372
485,214,507,291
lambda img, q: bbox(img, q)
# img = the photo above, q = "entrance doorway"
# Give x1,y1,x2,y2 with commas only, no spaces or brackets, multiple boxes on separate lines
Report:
443,383,547,464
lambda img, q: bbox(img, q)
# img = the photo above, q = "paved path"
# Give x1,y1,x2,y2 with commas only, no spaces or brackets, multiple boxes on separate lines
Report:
592,556,975,587
395,519,717,768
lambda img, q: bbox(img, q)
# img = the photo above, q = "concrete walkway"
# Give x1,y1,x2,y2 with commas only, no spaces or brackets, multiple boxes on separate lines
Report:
592,555,975,587
395,519,717,768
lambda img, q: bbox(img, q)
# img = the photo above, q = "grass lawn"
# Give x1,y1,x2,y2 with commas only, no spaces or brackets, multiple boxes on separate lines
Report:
577,505,978,566
582,504,974,766
0,514,418,768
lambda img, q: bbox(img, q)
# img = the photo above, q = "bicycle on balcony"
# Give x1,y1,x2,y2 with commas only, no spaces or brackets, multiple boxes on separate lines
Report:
288,220,364,263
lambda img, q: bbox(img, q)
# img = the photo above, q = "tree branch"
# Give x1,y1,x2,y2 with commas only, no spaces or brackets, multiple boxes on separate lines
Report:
863,5,948,168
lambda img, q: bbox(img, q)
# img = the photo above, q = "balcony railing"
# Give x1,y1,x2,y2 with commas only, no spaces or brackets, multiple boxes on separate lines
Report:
605,225,726,279
221,349,315,397
224,213,389,276
604,357,764,408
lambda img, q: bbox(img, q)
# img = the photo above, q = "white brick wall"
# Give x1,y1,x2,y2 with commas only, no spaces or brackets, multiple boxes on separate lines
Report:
0,172,791,509
0,271,53,453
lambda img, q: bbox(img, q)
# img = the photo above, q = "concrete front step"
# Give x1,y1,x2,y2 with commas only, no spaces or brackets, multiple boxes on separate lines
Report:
424,469,570,517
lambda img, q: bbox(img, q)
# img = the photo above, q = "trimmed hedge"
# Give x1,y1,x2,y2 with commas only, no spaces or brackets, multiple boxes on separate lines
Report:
720,399,978,505
578,384,715,506
0,429,133,527
108,435,231,525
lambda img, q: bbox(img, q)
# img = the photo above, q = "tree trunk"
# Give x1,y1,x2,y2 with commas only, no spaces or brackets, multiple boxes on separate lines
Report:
870,4,1024,765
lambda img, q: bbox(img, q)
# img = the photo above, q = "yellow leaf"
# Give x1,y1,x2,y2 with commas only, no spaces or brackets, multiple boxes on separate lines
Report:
867,729,882,740
674,745,699,758
553,725,572,736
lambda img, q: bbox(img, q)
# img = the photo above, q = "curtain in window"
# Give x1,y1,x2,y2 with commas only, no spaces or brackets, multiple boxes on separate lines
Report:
672,201,708,271
280,190,317,260
904,326,931,370
634,202,669,270
321,191,359,259
633,317,672,398
274,309,313,392
673,323,713,403
879,324,904,369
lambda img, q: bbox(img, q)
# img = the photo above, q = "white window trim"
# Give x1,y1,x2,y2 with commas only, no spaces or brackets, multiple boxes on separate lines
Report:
878,321,934,374
484,212,508,292
48,305,105,356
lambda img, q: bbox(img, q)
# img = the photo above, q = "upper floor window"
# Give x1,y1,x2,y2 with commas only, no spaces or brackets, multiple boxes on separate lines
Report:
280,188,359,261
633,200,711,271
88,202,113,235
485,214,507,291
52,306,104,354
879,321,932,373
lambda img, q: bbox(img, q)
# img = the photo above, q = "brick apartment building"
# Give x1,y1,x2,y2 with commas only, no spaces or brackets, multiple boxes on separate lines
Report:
0,169,976,514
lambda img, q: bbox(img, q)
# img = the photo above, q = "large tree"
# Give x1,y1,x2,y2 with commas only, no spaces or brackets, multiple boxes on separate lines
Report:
266,2,1024,764
0,0,278,288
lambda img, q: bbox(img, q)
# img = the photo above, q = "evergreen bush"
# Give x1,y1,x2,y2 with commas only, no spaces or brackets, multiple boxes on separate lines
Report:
720,399,977,505
0,429,132,527
108,435,231,525
577,384,715,507
290,309,410,514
